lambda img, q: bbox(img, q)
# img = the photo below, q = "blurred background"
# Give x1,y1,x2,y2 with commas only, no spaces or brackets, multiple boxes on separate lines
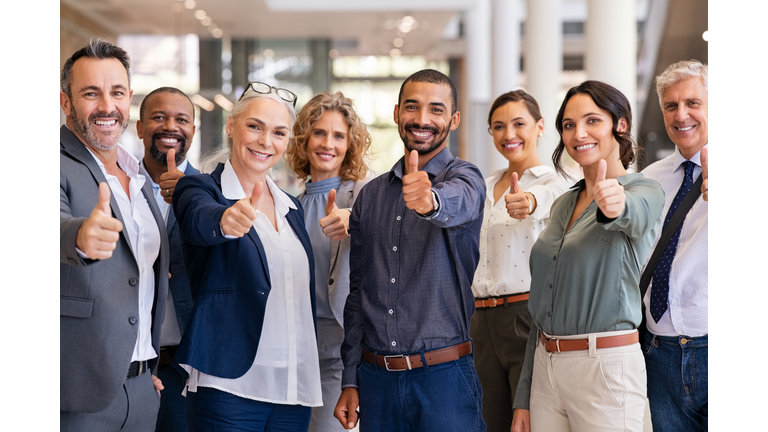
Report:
60,0,707,193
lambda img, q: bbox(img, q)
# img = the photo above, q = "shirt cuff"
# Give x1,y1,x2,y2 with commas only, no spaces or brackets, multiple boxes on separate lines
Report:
415,189,441,220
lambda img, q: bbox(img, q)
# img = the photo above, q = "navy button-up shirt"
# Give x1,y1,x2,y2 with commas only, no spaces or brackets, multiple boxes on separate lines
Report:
341,147,486,388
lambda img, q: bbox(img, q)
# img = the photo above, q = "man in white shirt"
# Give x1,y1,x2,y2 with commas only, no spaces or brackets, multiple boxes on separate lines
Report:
640,59,708,432
60,40,169,432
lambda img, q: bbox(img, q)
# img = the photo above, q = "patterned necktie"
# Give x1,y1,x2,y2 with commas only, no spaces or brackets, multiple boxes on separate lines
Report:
650,161,696,323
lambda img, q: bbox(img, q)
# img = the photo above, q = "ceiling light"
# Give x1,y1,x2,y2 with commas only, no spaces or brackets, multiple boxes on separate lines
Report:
190,94,214,111
201,17,212,26
389,48,402,58
702,30,709,41
214,94,234,111
184,0,196,10
195,10,207,20
393,38,404,48
212,28,223,38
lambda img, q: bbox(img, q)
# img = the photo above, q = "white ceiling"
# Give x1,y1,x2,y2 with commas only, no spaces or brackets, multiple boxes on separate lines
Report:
60,0,471,58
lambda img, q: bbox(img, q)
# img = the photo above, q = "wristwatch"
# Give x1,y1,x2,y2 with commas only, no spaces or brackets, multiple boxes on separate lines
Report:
421,191,440,217
527,195,534,215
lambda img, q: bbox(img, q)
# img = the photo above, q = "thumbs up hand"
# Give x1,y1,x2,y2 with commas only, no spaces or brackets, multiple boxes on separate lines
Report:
700,147,708,202
319,189,350,241
158,149,185,204
402,150,434,214
76,182,124,260
221,182,262,237
592,159,625,219
505,171,535,220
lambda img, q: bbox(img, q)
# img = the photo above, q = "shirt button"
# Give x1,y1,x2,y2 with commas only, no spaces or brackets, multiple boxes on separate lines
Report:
547,312,551,317
389,309,394,314
396,216,401,221
393,246,397,251
391,278,396,283
553,256,556,261
549,283,553,289
391,341,397,346
129,317,137,325
129,278,138,286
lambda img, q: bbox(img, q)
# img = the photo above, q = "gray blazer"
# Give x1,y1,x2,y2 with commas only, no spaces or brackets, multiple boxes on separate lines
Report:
60,126,169,413
299,178,369,327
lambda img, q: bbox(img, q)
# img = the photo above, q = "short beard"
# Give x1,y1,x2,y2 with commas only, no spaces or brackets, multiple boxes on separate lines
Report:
399,122,449,155
69,108,128,151
149,136,186,166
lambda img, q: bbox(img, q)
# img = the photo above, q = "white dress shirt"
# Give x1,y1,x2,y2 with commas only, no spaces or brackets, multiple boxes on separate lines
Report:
472,166,569,298
186,160,322,407
140,158,189,348
641,145,708,337
86,145,161,362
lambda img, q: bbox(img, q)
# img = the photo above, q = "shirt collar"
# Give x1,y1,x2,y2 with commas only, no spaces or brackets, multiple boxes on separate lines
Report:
85,143,142,180
671,143,707,172
489,165,554,182
221,159,296,215
140,159,189,189
389,146,453,182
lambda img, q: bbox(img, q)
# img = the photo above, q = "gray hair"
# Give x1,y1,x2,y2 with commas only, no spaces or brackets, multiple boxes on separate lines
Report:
201,91,297,173
655,60,708,106
61,39,131,99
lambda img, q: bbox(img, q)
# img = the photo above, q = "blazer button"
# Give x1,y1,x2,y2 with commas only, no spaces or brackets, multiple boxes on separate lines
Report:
328,278,334,285
212,230,217,237
129,278,138,286
129,316,137,325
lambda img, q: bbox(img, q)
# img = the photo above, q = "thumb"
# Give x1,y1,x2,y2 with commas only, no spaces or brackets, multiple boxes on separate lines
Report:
700,147,708,180
408,150,419,174
166,149,177,172
97,182,112,214
595,159,607,184
510,171,520,193
250,182,263,208
325,189,337,216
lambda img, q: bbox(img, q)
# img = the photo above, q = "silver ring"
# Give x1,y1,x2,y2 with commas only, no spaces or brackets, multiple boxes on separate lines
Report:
165,189,170,197
513,210,517,216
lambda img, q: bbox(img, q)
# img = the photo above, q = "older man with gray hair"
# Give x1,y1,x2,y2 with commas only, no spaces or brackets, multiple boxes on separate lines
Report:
640,59,708,431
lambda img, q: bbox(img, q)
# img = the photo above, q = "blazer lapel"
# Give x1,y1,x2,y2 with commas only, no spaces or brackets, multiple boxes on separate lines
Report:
60,126,134,258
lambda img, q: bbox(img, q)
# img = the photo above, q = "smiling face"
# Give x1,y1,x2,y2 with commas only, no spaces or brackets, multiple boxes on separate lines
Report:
137,91,195,167
227,97,291,179
561,94,626,170
394,81,460,157
306,110,349,182
60,57,132,152
490,101,544,169
661,77,708,159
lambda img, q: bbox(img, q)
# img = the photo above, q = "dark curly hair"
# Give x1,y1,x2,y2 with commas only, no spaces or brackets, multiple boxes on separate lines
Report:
553,80,636,177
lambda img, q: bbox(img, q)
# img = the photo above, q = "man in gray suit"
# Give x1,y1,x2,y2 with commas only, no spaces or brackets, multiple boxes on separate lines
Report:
60,40,169,432
136,86,200,432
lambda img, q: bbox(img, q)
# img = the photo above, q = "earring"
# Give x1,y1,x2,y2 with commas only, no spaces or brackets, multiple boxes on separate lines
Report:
538,132,543,137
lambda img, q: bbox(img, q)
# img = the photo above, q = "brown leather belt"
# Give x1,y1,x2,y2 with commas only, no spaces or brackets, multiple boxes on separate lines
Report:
363,341,472,371
539,331,638,353
159,345,178,367
475,293,529,308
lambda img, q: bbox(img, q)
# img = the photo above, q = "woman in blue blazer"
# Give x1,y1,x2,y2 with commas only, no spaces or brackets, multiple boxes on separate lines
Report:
284,91,373,432
172,83,321,432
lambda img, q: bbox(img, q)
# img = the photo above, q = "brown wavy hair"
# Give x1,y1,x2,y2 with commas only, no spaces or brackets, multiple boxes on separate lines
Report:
286,90,372,183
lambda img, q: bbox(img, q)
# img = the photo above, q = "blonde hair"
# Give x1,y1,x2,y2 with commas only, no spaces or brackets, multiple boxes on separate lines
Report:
285,91,371,183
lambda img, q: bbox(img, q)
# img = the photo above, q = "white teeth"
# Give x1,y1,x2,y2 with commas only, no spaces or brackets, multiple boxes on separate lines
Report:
412,131,431,138
94,120,116,127
160,138,179,143
576,144,596,151
249,149,270,158
677,126,694,131
503,143,522,149
317,153,335,160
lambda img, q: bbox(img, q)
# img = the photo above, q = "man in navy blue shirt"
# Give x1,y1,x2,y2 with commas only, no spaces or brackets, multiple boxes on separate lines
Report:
334,69,487,432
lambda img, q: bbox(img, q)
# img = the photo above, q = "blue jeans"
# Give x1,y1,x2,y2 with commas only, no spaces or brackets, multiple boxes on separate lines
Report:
642,332,708,431
186,386,311,432
357,353,486,432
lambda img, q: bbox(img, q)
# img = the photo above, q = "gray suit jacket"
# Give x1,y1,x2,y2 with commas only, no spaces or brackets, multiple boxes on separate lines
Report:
60,126,169,413
299,178,369,327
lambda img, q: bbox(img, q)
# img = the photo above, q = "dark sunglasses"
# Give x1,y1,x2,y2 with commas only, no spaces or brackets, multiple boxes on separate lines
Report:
238,81,297,107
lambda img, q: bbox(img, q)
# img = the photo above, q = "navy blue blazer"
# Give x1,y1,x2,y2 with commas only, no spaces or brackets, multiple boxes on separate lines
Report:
171,163,316,379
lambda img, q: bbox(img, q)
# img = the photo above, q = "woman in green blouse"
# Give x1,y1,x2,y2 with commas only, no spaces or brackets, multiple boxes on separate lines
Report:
510,81,664,432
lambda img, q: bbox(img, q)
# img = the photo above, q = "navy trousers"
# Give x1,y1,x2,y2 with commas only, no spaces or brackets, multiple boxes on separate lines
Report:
357,353,486,432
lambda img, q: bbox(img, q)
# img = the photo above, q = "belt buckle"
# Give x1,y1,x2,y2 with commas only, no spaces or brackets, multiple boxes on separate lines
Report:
545,336,562,353
383,354,411,371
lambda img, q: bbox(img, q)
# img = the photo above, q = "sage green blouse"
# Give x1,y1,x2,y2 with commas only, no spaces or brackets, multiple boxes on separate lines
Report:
513,173,665,410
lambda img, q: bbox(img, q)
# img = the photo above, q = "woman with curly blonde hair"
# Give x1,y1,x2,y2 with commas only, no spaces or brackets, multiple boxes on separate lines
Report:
285,90,373,432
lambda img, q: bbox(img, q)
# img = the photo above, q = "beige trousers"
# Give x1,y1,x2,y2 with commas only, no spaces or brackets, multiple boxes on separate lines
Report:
529,330,647,432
